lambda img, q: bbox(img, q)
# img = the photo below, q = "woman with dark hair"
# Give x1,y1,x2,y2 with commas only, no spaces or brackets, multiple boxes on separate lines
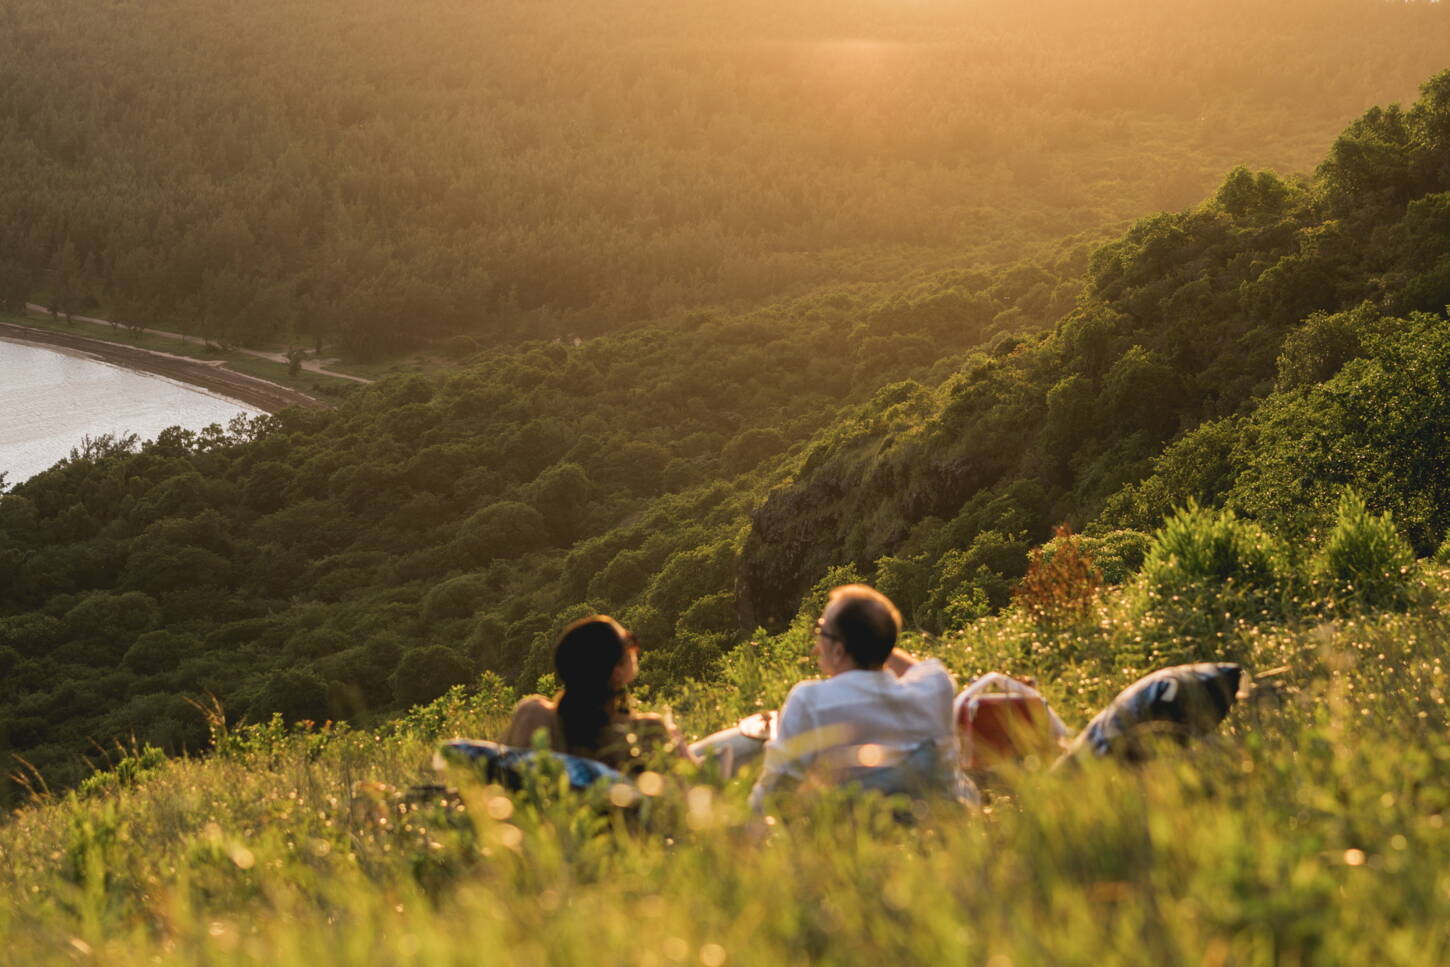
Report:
502,615,696,771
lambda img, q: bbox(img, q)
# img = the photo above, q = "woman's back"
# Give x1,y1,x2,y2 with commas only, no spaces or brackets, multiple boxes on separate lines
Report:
502,694,682,771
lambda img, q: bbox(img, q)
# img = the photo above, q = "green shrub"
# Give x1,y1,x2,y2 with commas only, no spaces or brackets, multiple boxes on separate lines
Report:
76,744,167,799
1075,529,1152,584
421,573,490,624
248,669,332,725
675,592,738,636
1435,532,1450,565
455,501,549,565
391,645,477,709
874,553,933,627
1310,490,1415,611
121,629,195,675
1139,502,1294,641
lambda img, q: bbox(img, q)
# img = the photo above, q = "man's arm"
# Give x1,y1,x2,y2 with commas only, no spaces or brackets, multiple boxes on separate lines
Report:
882,648,920,678
748,685,813,812
635,712,701,765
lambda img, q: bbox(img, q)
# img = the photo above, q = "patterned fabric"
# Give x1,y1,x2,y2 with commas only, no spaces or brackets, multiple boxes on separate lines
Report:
435,739,626,791
1061,662,1245,763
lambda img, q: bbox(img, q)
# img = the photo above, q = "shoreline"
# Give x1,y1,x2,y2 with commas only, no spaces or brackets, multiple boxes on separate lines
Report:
0,320,328,413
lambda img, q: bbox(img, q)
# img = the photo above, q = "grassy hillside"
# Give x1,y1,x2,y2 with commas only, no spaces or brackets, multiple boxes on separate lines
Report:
0,245,1085,802
2,557,1446,965
3,0,1450,355
4,49,1450,965
8,70,1450,806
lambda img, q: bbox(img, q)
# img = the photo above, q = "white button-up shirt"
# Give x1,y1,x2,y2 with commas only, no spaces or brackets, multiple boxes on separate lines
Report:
749,658,960,810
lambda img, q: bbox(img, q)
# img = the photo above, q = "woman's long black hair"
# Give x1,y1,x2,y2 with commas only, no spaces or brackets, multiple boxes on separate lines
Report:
553,616,631,753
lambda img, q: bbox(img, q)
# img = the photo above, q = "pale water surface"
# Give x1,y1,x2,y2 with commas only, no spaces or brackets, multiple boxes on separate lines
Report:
0,338,260,485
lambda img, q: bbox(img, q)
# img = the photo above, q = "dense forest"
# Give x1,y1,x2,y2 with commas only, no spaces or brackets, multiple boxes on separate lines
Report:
3,0,1450,356
5,71,1450,806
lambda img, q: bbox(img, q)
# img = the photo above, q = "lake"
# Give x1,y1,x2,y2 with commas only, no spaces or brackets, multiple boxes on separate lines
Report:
0,337,261,486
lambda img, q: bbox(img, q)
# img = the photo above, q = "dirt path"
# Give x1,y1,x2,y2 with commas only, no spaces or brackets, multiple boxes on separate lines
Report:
24,304,374,385
0,321,327,413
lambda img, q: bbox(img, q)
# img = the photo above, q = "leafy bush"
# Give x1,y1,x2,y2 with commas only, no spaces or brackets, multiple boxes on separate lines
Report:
874,553,934,627
1274,305,1373,391
391,645,478,709
76,744,166,799
121,630,195,675
1139,502,1294,642
1310,490,1416,611
422,573,490,624
1075,529,1151,584
248,669,332,725
455,501,549,565
1014,526,1102,626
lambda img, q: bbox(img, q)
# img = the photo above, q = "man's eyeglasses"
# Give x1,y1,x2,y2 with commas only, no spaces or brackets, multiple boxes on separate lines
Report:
812,619,841,642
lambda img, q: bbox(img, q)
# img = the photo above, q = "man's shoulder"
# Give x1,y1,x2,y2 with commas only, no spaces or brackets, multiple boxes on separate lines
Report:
776,676,836,731
782,675,840,705
900,658,956,692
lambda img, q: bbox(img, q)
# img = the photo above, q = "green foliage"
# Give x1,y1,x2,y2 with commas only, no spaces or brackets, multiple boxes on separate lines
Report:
63,592,161,650
75,745,166,799
455,502,550,565
1138,503,1293,645
248,670,331,726
872,554,934,628
4,0,1446,355
647,542,736,624
121,630,196,675
4,577,1450,965
525,462,592,543
1142,503,1288,593
390,645,476,709
421,574,490,625
1101,344,1180,439
1229,312,1450,553
721,428,788,476
1214,166,1292,219
1072,530,1151,585
1310,490,1416,612
1275,305,1374,391
15,67,1450,806
384,673,517,742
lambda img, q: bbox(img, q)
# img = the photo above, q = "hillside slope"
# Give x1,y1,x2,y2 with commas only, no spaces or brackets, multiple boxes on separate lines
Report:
740,71,1450,627
7,71,1450,805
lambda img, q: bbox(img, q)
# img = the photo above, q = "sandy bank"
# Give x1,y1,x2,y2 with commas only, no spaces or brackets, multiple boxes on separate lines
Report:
0,321,328,413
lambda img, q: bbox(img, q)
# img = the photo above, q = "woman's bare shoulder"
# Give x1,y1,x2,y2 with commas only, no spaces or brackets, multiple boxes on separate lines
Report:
503,695,561,748
512,694,556,714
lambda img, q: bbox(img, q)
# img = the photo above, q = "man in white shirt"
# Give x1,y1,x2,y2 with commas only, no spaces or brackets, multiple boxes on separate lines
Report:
749,583,969,811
